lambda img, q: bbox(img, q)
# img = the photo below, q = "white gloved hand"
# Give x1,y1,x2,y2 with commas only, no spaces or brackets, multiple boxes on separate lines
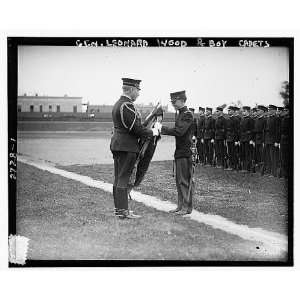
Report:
154,122,162,132
211,139,214,144
249,140,253,145
201,138,204,144
151,128,159,136
234,142,238,146
274,142,279,147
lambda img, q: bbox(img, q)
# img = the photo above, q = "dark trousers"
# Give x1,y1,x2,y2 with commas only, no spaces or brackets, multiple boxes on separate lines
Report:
196,140,205,163
175,157,194,211
264,144,277,175
215,139,225,167
204,139,214,165
240,141,251,170
255,144,263,164
112,151,137,211
227,141,235,169
280,143,289,178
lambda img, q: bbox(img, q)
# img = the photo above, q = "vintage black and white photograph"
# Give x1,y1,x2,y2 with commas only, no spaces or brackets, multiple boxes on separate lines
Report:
8,37,293,266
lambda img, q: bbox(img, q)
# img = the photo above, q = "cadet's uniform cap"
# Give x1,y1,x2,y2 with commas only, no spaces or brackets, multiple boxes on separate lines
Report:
206,107,212,112
257,105,267,112
170,90,187,102
198,106,205,112
268,104,277,110
216,106,223,112
242,106,251,111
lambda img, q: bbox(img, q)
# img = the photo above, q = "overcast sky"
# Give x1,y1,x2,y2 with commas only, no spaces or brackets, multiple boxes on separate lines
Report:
18,46,289,112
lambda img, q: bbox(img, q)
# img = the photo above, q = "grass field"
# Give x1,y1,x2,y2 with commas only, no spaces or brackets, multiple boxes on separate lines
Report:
62,161,288,235
16,160,288,261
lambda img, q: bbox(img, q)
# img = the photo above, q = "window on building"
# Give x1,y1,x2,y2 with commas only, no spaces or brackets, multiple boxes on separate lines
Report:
73,105,77,113
30,105,34,112
40,105,43,113
18,105,21,112
49,105,52,112
57,105,60,112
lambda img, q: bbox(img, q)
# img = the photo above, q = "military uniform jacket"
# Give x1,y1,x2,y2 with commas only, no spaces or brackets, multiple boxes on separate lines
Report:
225,116,238,142
264,114,280,144
280,113,289,145
239,116,254,142
161,106,193,158
196,116,205,139
215,115,226,140
254,116,266,144
110,95,153,153
191,116,197,137
204,116,215,140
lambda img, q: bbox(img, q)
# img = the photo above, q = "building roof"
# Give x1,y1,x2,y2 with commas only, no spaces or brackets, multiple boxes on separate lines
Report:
18,95,82,99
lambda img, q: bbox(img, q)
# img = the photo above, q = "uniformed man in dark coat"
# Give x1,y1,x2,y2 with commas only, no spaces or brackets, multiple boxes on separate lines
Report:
203,107,215,166
160,91,194,215
233,107,242,170
254,105,267,174
239,106,255,172
189,107,197,138
225,106,238,170
279,104,290,178
196,107,205,164
264,104,281,176
276,106,284,177
110,78,160,219
214,106,227,168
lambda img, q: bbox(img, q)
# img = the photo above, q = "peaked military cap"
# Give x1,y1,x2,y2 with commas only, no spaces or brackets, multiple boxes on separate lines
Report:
252,107,257,112
228,106,235,111
268,104,277,110
257,105,267,112
199,106,205,112
242,106,251,111
206,107,212,112
189,107,195,112
122,77,141,90
216,106,223,111
170,90,187,102
277,106,284,111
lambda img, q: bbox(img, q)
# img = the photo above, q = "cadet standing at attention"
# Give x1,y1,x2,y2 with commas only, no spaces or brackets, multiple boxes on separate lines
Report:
239,106,255,172
254,105,267,174
159,91,194,215
203,107,215,166
214,106,227,168
110,78,160,219
196,107,206,165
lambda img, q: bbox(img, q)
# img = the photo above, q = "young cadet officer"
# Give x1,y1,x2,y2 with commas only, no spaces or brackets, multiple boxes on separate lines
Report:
110,78,160,219
159,91,194,215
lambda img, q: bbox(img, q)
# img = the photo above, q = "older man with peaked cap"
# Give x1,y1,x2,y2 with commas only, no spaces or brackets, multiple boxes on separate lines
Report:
110,78,160,219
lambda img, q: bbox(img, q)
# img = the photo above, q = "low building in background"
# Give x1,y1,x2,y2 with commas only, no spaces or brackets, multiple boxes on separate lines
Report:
87,103,169,115
18,94,83,113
